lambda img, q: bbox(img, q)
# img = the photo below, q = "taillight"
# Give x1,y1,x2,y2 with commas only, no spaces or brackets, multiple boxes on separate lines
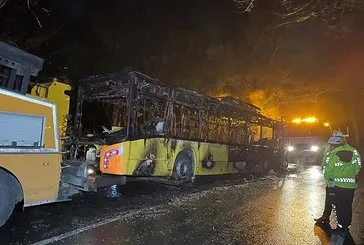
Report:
103,148,120,169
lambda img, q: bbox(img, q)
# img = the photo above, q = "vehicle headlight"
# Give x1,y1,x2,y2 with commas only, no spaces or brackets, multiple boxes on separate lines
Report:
86,165,96,177
87,168,95,175
287,146,294,152
73,163,96,178
311,145,319,152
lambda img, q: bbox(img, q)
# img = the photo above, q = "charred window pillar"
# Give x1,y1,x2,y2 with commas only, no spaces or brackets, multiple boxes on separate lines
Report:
75,85,84,137
198,110,203,140
260,125,263,141
126,72,136,138
228,118,232,144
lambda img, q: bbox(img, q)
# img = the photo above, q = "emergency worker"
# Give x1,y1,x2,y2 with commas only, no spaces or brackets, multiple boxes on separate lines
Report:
315,131,345,224
318,135,361,245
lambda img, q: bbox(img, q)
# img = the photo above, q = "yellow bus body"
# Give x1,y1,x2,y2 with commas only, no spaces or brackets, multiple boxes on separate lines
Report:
100,138,238,177
0,88,61,207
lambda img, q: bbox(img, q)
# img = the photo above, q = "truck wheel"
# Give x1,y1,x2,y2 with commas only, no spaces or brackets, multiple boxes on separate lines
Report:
172,152,194,182
0,170,18,227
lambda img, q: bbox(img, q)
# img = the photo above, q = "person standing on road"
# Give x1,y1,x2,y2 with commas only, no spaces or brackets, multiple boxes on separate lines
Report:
316,135,361,245
315,131,346,224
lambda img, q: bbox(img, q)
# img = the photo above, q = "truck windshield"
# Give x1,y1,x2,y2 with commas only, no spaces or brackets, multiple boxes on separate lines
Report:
287,124,330,139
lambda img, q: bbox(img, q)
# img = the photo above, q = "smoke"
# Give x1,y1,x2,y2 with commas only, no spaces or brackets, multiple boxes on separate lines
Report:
247,90,281,120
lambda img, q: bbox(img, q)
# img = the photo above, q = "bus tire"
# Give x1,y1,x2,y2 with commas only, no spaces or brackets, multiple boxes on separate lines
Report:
0,169,20,227
263,159,269,173
172,152,194,182
257,159,269,175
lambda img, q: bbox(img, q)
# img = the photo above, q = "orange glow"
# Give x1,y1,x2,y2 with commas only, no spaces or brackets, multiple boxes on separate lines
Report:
247,90,281,120
292,117,318,124
302,117,317,123
214,92,231,98
292,118,302,124
213,90,281,120
324,122,330,127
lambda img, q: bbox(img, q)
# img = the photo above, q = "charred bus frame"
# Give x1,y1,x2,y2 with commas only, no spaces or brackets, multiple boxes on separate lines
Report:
73,70,285,178
75,71,278,141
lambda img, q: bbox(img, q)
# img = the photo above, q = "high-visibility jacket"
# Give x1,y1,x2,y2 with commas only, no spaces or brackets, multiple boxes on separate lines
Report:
321,144,331,168
323,144,361,189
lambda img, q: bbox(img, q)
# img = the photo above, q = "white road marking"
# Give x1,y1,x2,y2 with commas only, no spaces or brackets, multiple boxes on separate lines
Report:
30,206,161,245
31,181,251,245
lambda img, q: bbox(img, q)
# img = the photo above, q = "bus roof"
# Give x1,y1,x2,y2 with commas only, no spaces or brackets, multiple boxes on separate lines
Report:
78,69,278,127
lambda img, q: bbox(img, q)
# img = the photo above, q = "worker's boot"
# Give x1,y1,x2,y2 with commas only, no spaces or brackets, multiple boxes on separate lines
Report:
329,228,347,245
329,233,345,245
314,216,330,224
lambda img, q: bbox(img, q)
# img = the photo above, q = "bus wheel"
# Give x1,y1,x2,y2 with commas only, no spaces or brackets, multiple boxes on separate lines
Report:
257,159,269,175
0,170,19,227
173,152,194,182
263,159,269,173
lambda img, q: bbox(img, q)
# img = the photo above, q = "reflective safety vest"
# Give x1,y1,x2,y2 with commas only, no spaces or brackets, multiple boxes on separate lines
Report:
321,144,331,168
323,144,361,189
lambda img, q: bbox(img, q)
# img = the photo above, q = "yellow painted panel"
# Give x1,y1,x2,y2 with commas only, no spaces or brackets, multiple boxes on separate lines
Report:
127,138,168,176
0,153,61,205
30,81,71,149
99,138,239,177
165,139,199,174
0,92,56,149
197,142,237,175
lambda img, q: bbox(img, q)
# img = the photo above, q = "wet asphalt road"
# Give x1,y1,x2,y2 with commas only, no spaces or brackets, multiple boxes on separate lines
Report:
0,165,363,245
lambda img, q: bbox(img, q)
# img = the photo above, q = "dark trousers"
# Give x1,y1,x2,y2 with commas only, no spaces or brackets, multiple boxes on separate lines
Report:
322,186,333,218
332,187,355,229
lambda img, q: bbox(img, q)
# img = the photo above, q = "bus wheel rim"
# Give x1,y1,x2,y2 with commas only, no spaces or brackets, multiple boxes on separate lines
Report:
177,160,189,178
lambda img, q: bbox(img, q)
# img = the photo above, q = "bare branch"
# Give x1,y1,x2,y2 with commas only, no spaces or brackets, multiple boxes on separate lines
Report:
276,0,316,18
233,0,255,13
27,0,43,28
340,0,346,26
275,13,313,28
277,88,336,105
269,36,281,65
42,7,52,16
0,0,8,8
233,0,364,35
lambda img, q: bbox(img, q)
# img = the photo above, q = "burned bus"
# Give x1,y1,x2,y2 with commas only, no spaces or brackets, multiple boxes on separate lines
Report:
71,70,286,183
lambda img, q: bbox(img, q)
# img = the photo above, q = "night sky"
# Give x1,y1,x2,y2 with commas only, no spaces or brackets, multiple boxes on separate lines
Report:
1,0,364,144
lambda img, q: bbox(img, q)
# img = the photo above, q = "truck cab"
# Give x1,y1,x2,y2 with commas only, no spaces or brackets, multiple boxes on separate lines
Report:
285,121,330,165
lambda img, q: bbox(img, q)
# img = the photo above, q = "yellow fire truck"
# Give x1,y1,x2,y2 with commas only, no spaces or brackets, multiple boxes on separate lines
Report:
0,42,101,226
0,41,285,227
